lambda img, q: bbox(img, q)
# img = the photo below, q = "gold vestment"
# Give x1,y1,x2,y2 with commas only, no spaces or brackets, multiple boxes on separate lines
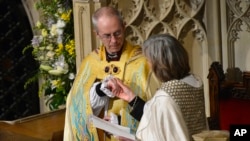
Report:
64,41,159,141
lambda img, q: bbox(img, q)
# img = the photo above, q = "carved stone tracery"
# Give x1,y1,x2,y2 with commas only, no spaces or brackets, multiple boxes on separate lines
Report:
226,0,250,69
108,0,205,45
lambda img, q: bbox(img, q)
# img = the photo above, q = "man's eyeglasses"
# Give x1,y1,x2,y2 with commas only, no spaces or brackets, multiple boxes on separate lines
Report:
98,30,123,41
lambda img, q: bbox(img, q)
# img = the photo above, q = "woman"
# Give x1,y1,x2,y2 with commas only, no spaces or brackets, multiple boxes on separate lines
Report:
107,34,208,141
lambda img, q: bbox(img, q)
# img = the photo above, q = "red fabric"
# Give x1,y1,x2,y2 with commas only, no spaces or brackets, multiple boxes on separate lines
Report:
219,98,250,130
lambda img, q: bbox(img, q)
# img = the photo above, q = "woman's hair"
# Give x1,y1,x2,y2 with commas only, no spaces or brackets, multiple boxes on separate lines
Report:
142,34,190,82
92,6,124,32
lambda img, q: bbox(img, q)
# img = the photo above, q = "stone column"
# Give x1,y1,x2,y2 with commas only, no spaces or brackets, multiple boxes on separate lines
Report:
73,0,106,70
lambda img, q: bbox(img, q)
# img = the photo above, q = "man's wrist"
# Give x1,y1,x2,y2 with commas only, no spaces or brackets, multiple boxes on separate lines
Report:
95,82,106,97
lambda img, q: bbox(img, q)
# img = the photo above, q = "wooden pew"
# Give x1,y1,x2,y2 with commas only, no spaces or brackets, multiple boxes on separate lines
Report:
207,62,250,130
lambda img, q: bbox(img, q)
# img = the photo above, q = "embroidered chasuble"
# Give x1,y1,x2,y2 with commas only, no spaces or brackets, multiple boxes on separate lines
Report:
64,41,158,141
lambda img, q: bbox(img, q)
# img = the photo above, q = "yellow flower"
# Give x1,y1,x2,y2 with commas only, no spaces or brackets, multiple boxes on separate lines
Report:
52,80,59,86
36,21,42,28
65,40,75,56
56,43,64,55
68,49,74,56
51,79,62,88
41,29,48,37
61,10,72,21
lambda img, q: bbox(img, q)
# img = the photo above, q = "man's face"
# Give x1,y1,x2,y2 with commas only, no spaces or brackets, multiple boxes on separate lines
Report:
96,16,125,54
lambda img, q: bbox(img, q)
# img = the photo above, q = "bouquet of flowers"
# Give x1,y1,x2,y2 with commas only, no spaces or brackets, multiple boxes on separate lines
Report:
23,0,76,110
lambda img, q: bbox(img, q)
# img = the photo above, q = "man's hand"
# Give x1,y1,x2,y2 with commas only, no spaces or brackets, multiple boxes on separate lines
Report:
107,78,135,102
100,75,120,97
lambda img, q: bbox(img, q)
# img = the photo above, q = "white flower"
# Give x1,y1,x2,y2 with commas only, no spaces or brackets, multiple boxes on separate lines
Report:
46,51,55,59
38,56,45,61
48,66,67,75
57,19,66,28
69,73,75,80
54,55,65,67
57,7,63,14
50,24,58,36
57,35,63,44
31,36,41,47
46,44,53,50
47,18,55,27
39,47,45,50
57,28,64,35
48,69,64,75
63,63,69,73
40,64,53,71
50,55,69,74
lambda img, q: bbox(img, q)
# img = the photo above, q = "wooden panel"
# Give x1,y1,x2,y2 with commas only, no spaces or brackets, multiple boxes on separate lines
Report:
0,109,65,141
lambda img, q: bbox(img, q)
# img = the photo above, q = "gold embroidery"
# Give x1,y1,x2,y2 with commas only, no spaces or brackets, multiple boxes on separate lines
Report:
104,64,121,75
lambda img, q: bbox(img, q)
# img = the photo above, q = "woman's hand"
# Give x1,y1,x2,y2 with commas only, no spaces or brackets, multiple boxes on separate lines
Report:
107,78,135,102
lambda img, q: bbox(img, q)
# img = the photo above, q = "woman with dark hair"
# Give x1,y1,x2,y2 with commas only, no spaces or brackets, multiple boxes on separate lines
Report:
107,34,208,141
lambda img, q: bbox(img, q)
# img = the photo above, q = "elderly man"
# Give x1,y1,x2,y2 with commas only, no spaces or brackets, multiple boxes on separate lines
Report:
63,6,159,141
